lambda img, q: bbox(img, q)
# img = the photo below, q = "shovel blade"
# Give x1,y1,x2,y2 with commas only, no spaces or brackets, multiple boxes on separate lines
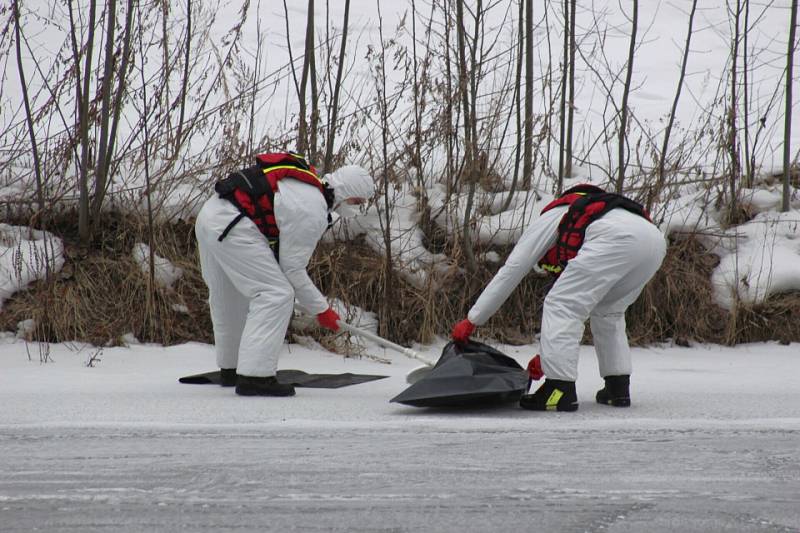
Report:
405,364,433,384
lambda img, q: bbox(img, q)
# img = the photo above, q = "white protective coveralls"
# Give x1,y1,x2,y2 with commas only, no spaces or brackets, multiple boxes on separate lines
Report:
194,165,375,377
466,205,666,382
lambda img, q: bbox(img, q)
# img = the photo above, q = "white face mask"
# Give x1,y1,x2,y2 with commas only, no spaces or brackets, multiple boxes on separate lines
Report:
333,200,363,219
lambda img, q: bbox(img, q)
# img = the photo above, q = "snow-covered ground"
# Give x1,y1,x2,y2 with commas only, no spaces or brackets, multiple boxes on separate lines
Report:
2,336,799,531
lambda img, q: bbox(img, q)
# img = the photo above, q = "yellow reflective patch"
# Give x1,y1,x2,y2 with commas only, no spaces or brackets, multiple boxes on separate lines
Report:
262,165,321,182
540,264,562,274
546,389,564,411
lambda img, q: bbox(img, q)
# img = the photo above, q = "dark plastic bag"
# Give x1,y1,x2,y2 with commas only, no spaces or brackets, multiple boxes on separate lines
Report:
390,340,528,408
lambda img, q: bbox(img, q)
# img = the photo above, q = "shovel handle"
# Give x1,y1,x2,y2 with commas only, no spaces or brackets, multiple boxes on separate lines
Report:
337,321,435,367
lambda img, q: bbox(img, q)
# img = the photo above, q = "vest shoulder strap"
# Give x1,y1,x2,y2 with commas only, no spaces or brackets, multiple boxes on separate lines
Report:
255,152,314,173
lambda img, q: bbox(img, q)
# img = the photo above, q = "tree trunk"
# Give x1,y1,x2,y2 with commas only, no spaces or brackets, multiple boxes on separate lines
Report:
375,1,395,339
175,0,192,154
557,0,568,191
70,0,98,244
92,0,135,232
742,0,752,186
727,0,743,218
565,0,576,179
784,0,798,212
323,0,350,172
616,0,637,193
651,0,697,212
455,0,478,274
522,0,533,188
410,0,423,198
13,0,45,214
91,0,117,228
309,18,319,160
297,0,315,154
502,0,525,211
444,0,455,199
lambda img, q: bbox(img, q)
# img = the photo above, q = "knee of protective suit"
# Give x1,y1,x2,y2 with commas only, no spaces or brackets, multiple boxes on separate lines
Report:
274,283,295,312
590,310,625,327
249,283,294,312
543,290,593,321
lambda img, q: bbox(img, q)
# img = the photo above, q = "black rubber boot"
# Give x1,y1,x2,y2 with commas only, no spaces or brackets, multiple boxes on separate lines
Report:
519,379,579,412
595,375,630,407
219,368,238,387
235,375,296,397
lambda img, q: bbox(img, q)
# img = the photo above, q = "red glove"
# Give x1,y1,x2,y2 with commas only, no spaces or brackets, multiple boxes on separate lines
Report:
316,307,341,331
527,354,544,381
451,319,476,344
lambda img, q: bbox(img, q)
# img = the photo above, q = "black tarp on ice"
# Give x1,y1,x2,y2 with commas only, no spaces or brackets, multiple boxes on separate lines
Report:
390,340,528,407
179,369,387,389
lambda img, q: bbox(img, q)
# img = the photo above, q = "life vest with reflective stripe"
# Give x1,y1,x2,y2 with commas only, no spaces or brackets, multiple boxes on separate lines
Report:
214,153,334,256
537,184,650,276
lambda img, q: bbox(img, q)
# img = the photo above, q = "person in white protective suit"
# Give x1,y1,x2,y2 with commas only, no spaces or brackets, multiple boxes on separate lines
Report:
450,184,666,412
195,153,376,396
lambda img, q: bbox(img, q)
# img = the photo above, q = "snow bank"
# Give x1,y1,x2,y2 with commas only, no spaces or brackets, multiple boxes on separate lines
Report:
658,184,800,310
0,225,64,310
711,211,800,309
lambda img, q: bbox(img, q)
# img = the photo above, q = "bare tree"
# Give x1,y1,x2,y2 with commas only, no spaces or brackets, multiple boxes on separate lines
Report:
309,11,320,159
323,0,350,172
64,0,136,242
92,0,118,223
557,0,568,191
455,0,478,274
12,0,44,214
784,0,798,212
616,0,637,193
742,0,753,186
522,0,533,188
135,0,160,340
174,0,192,154
247,3,265,153
69,0,98,242
726,0,743,219
541,0,556,181
650,0,698,211
91,0,135,236
283,0,302,142
295,0,315,154
443,0,456,196
410,0,424,194
565,0,576,181
374,0,395,338
502,0,526,210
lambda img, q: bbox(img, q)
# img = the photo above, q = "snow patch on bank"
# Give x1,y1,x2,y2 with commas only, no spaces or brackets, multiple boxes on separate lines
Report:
131,243,184,289
0,224,64,310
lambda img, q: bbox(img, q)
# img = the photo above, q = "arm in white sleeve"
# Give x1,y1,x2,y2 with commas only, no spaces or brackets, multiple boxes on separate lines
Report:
273,181,330,315
466,206,565,325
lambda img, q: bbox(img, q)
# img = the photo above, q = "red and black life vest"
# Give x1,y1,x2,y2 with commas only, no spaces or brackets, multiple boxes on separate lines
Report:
214,153,334,255
538,184,651,276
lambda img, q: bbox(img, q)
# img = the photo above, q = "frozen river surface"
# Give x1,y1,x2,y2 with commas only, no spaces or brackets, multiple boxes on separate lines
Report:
1,339,799,532
2,424,800,532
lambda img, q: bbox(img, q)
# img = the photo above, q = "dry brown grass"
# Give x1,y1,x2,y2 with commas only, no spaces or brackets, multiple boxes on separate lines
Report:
0,211,212,346
2,211,799,349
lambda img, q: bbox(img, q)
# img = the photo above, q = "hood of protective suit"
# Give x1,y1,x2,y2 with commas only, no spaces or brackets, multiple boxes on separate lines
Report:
325,165,376,218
